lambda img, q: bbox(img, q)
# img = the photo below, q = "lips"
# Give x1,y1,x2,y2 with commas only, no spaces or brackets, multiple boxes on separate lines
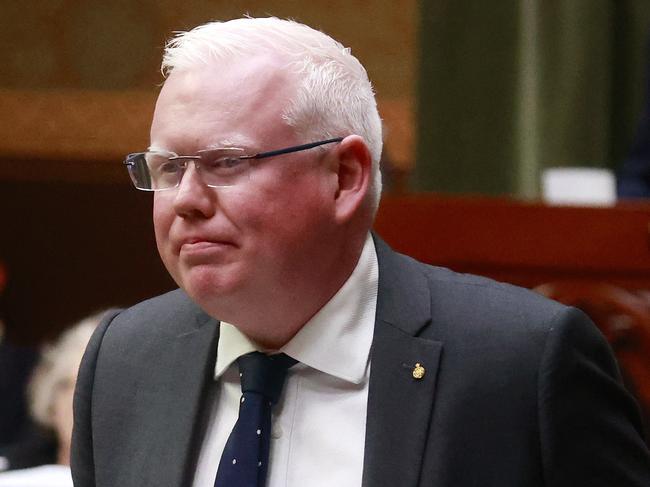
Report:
174,236,237,255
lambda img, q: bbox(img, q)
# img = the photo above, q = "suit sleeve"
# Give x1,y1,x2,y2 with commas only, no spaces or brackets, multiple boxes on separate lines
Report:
538,306,650,486
71,309,121,487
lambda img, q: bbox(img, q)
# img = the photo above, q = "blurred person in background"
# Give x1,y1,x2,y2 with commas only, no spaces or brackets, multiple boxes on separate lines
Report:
618,35,650,198
0,312,102,486
0,259,44,470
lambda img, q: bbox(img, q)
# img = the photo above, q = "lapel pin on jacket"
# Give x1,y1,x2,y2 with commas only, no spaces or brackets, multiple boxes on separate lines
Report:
412,363,425,379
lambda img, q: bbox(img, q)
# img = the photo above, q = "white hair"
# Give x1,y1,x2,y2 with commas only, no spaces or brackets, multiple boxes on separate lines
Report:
29,311,104,429
161,17,383,213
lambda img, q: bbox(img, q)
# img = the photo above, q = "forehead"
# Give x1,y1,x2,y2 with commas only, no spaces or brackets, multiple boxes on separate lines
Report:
150,55,299,151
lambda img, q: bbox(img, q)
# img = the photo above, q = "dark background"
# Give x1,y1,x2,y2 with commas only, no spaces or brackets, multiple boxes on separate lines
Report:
0,180,174,344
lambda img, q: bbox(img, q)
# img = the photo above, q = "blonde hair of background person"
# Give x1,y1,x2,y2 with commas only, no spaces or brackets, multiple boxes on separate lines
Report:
28,312,103,466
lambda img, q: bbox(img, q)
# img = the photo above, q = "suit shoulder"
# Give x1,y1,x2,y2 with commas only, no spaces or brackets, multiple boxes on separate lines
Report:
98,288,213,346
406,258,606,380
123,287,202,318
394,248,561,309
392,250,580,341
428,263,563,314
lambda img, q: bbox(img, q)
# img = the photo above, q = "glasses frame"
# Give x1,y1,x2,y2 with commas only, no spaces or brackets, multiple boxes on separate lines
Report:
124,137,344,191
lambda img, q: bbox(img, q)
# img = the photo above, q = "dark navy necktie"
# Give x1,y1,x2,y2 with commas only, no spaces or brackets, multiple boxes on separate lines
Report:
214,351,296,487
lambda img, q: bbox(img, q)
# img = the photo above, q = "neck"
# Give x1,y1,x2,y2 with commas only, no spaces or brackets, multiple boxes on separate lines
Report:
220,234,367,349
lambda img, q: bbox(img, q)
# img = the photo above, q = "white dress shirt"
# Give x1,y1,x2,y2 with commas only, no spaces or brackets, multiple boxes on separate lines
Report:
192,234,378,487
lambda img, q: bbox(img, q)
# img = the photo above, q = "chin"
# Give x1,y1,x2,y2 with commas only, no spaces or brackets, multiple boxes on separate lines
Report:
179,264,245,313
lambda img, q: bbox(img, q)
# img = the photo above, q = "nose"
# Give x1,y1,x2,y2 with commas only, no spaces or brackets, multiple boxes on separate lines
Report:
172,162,216,219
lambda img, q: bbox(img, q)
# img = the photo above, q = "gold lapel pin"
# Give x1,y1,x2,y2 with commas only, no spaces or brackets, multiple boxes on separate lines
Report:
412,363,425,379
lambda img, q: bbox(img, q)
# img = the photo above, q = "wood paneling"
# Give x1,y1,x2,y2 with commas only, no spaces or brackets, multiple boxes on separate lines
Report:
374,194,650,289
0,180,174,344
0,89,414,182
0,89,156,165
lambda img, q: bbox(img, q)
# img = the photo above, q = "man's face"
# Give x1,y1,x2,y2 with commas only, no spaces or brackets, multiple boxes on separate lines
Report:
151,56,339,325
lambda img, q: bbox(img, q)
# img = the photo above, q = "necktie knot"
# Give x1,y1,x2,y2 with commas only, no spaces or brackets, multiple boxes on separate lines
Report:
237,351,296,404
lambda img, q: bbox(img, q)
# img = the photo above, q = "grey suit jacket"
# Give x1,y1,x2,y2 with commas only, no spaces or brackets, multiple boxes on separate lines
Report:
71,237,650,486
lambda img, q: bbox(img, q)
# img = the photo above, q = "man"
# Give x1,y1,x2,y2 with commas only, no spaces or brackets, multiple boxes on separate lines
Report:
71,17,650,487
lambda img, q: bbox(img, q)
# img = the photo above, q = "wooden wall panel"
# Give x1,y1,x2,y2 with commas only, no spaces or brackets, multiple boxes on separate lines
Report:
374,195,650,289
0,90,414,182
1,2,417,175
0,180,174,344
0,90,155,165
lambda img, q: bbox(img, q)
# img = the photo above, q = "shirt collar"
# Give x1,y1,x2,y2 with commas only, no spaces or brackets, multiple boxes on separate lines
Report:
215,233,378,384
214,322,258,377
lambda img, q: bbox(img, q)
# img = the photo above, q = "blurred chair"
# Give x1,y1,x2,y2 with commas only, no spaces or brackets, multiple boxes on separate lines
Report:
0,311,104,485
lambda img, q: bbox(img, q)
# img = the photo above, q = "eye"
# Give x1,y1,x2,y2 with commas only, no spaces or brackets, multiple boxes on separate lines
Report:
205,156,245,170
196,149,249,184
158,160,183,174
146,153,181,174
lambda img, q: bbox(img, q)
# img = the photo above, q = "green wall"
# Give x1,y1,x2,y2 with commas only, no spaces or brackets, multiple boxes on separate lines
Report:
416,0,650,197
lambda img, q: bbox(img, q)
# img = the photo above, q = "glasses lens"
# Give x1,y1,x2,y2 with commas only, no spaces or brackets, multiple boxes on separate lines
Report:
198,149,250,187
147,152,184,190
125,153,154,190
125,151,181,191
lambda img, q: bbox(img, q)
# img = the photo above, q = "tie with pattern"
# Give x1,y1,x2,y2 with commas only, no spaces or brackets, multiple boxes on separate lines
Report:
214,351,296,487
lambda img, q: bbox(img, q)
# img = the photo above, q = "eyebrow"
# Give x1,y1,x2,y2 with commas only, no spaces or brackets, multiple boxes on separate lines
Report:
205,137,255,151
147,137,257,154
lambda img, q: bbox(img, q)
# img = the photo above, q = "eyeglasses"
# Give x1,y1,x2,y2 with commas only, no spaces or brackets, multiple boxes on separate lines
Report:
123,137,344,191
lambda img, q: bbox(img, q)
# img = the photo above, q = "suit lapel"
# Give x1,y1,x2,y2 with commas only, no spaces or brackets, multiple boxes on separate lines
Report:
141,311,220,486
362,236,443,487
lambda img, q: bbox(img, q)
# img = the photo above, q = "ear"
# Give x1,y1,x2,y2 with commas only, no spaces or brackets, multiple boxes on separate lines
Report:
332,135,372,223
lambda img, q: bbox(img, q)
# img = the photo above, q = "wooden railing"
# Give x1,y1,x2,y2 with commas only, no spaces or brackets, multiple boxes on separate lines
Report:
374,194,650,289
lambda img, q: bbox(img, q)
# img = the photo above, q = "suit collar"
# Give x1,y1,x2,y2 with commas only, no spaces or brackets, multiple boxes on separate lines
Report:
372,234,431,334
140,309,220,486
363,235,443,487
